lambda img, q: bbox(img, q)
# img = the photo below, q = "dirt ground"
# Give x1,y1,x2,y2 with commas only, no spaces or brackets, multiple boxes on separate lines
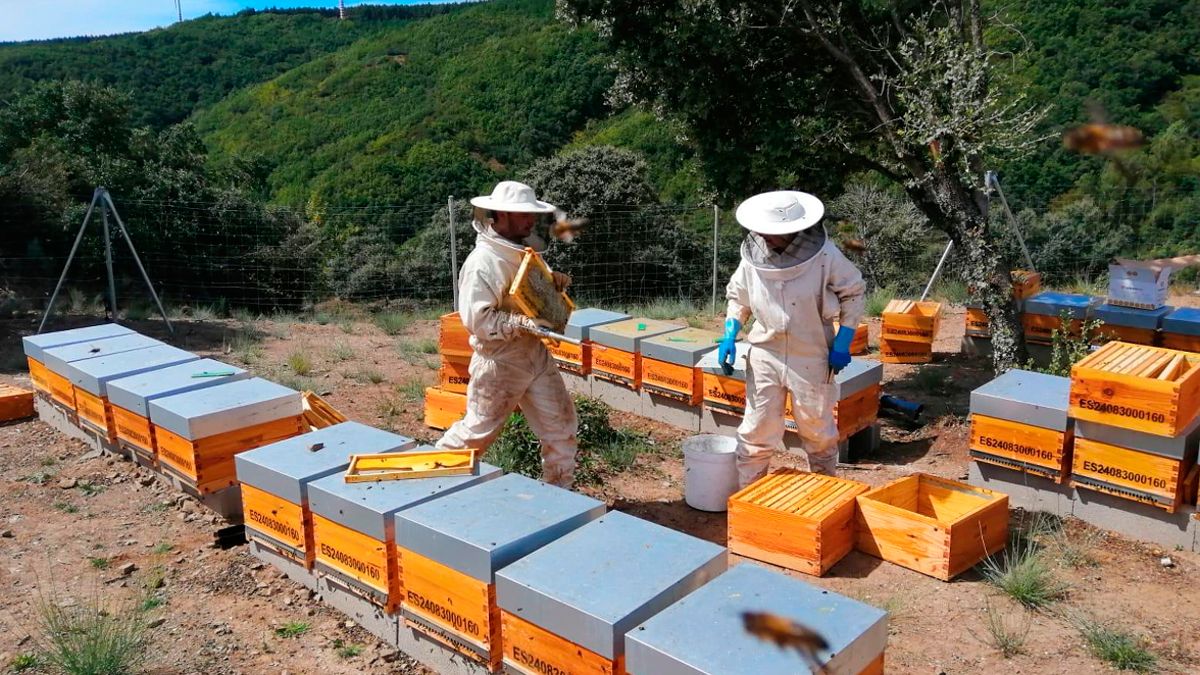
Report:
2,299,1200,674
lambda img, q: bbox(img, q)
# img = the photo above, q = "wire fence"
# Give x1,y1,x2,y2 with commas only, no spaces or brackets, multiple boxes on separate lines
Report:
0,191,1187,320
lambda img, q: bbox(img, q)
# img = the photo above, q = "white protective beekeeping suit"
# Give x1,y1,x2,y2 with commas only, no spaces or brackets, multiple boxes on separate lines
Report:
435,182,579,488
724,191,866,487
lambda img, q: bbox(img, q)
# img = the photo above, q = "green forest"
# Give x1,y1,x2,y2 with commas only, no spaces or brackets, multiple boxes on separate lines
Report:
0,0,1195,309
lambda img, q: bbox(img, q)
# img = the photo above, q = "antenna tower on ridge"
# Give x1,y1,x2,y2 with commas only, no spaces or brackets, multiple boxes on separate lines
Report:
338,1,347,20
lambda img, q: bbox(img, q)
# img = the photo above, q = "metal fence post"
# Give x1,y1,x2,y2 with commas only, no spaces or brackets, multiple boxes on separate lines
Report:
448,196,459,309
711,205,719,315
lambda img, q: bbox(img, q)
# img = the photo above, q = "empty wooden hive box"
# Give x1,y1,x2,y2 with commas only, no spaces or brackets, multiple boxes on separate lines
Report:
589,318,685,390
395,473,606,669
307,454,501,611
106,359,250,466
439,312,472,359
855,473,1008,581
22,323,135,397
880,300,941,364
40,333,163,411
0,384,35,423
969,369,1074,482
236,422,417,569
148,378,305,494
1022,292,1097,345
639,327,720,406
1072,414,1200,513
625,563,888,675
424,387,467,431
496,511,726,675
698,340,751,418
1161,307,1200,353
728,469,870,576
1010,269,1043,304
1091,302,1171,345
548,308,630,376
1069,341,1200,438
66,343,198,443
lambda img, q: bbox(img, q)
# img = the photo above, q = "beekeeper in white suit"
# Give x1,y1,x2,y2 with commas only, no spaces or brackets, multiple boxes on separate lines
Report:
435,181,579,488
719,190,866,487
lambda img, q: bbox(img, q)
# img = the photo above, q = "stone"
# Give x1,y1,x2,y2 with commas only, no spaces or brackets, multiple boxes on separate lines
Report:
58,478,77,489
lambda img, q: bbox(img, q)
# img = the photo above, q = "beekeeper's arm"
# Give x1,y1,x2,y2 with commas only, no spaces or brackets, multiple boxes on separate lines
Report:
827,248,867,372
719,261,753,373
458,264,543,341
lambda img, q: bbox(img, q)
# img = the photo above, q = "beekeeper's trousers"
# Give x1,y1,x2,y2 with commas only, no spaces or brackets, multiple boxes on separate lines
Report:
736,346,839,488
436,344,579,488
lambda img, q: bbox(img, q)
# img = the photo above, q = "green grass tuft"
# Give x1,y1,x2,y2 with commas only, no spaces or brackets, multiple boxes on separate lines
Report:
865,286,895,317
1073,615,1157,672
286,349,313,376
274,621,311,639
373,311,413,336
35,588,152,675
979,529,1066,609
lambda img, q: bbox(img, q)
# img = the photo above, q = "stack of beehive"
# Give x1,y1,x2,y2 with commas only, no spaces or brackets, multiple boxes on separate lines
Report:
879,299,941,364
426,312,471,430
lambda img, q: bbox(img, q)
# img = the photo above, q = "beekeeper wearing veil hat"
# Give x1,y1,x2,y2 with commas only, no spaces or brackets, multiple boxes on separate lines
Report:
434,180,579,488
717,190,866,487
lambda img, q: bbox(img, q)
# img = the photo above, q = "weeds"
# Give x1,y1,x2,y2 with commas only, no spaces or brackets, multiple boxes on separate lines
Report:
123,303,152,321
286,349,313,376
865,286,895,317
77,482,105,497
1047,523,1101,568
151,542,173,555
274,373,316,393
26,471,53,485
979,525,1066,609
332,639,364,659
1072,614,1157,672
355,368,385,385
53,502,79,514
139,596,164,612
416,338,438,354
230,307,258,323
41,455,58,466
396,379,426,403
226,329,264,365
374,311,413,336
66,288,103,315
190,303,223,321
142,566,166,591
977,599,1030,658
1025,312,1103,377
9,653,40,671
88,557,110,570
329,342,355,362
617,297,704,322
931,279,969,304
338,320,355,334
34,587,152,675
274,621,311,639
377,396,404,430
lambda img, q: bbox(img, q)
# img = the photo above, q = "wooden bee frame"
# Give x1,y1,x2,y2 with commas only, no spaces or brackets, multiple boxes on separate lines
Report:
344,449,478,483
508,248,575,333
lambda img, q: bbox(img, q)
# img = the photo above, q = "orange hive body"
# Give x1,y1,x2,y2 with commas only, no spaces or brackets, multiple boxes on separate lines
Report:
1069,341,1200,438
1071,438,1195,513
0,384,35,423
156,416,305,494
970,415,1074,483
424,387,467,430
439,354,471,394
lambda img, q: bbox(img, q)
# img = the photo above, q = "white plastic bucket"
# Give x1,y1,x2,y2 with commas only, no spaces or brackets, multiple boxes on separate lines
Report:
682,434,738,512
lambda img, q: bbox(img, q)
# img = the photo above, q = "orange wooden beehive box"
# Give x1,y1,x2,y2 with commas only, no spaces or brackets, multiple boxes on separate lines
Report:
0,384,35,423
698,341,750,417
1161,307,1200,354
439,312,473,359
148,378,305,494
307,454,501,612
1069,341,1200,438
728,470,869,576
105,359,250,467
855,473,1009,581
439,354,471,394
589,318,685,390
424,387,467,430
395,474,605,669
1010,269,1042,301
965,304,991,338
639,327,720,406
545,309,630,376
1022,292,1096,345
881,299,941,344
786,358,882,442
21,323,136,397
1071,437,1197,513
969,369,1075,483
235,422,416,569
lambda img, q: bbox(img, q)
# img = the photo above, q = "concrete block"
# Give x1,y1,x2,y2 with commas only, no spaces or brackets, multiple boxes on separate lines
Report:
153,469,244,523
590,377,643,416
36,396,90,445
559,369,591,397
640,390,701,432
699,407,742,437
968,461,1074,518
248,538,320,593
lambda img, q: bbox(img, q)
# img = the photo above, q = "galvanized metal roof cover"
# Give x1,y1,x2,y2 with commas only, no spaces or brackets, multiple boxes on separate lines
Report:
626,563,888,675
590,318,685,353
640,327,721,366
564,308,631,341
495,511,727,660
970,369,1071,431
1076,415,1200,460
307,452,501,541
1024,292,1097,319
697,341,751,378
41,334,164,375
835,358,883,399
66,344,198,397
395,473,605,583
106,358,250,417
22,323,136,361
1092,303,1172,330
147,378,301,440
1162,307,1200,337
235,422,417,504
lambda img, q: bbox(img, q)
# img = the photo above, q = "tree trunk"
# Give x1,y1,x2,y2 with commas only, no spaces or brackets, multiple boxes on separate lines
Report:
908,176,1028,374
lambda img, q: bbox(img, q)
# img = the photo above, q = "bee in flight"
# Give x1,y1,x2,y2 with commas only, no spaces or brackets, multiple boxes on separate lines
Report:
742,611,830,673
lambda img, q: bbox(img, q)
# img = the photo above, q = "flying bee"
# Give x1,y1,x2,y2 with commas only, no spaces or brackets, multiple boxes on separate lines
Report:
841,238,868,255
742,611,829,673
1062,123,1145,155
549,209,586,243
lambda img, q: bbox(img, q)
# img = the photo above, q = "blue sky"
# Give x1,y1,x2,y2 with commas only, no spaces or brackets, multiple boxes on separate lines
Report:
2,1,438,43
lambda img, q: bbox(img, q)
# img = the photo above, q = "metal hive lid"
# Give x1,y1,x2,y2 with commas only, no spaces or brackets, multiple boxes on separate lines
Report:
1092,303,1172,330
66,344,198,397
22,323,136,361
41,334,164,374
640,327,721,366
106,358,250,418
564,308,632,341
590,318,685,352
970,369,1071,431
147,378,301,440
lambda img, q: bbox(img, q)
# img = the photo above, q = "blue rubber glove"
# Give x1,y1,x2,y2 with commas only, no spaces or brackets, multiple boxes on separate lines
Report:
718,318,741,376
830,325,855,374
